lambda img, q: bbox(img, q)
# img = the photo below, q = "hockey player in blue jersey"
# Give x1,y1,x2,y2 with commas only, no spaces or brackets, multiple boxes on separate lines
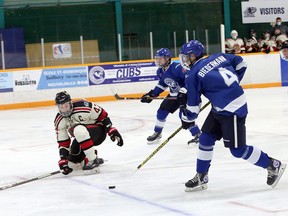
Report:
177,40,286,191
141,48,200,145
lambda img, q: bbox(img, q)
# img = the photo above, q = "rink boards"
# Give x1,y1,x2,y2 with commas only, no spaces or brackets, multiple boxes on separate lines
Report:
0,52,287,110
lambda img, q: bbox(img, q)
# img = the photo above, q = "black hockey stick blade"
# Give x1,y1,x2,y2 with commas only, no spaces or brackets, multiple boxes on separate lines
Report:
114,93,126,100
0,170,61,191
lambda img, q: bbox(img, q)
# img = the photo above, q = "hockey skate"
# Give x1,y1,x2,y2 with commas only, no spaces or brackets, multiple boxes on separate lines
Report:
147,132,162,144
266,158,286,188
185,172,208,192
82,157,104,175
187,133,201,145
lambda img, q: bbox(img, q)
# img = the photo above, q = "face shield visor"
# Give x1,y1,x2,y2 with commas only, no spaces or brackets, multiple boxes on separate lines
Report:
57,101,73,117
154,56,170,68
179,54,191,70
231,32,238,40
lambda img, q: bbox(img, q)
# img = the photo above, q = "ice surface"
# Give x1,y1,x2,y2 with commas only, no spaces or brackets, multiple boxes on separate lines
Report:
0,87,288,216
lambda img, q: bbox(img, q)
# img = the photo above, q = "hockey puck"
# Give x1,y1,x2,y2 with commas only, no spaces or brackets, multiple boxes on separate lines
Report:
109,186,116,189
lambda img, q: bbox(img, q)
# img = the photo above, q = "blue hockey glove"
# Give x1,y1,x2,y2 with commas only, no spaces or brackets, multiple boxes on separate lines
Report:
141,90,154,103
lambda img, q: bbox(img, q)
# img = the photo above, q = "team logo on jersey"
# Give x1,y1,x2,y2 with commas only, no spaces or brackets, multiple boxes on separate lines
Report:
89,66,105,84
244,7,257,17
164,78,180,93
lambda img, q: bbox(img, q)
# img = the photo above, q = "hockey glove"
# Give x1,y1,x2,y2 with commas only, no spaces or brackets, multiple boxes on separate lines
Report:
141,90,154,103
107,127,124,146
180,110,195,130
177,87,188,115
181,119,196,130
58,159,73,175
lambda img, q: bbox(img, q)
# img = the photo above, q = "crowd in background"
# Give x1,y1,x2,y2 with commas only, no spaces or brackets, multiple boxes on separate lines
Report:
225,17,288,54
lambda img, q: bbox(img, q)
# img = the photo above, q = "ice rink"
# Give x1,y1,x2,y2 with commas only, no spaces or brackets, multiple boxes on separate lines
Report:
0,86,288,216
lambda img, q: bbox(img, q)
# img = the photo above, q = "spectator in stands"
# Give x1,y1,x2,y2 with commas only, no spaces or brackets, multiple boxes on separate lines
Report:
274,31,288,50
258,31,277,53
270,17,288,37
245,29,258,53
225,30,245,54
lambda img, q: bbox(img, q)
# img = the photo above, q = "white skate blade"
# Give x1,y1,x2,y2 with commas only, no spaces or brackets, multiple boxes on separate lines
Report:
83,167,100,175
271,163,287,188
147,138,161,145
185,184,208,192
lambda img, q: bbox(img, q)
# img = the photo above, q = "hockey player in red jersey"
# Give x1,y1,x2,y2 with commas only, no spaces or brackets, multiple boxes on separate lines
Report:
54,91,123,175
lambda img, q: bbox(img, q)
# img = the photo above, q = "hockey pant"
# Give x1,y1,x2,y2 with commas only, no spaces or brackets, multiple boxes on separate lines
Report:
68,124,106,163
154,97,180,133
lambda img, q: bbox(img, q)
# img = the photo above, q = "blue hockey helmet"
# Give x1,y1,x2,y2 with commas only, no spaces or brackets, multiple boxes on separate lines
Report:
155,48,172,58
154,48,172,67
179,40,205,70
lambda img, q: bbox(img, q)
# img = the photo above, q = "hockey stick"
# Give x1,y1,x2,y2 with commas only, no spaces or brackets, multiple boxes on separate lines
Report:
135,101,211,171
0,170,61,191
114,93,176,100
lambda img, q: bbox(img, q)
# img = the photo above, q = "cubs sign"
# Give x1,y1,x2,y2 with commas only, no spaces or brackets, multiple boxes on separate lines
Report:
241,0,288,24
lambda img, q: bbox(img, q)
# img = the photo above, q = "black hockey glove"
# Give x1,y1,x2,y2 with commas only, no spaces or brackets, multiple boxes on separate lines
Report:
181,119,196,130
58,159,73,175
141,90,154,103
177,87,188,115
180,109,195,130
108,127,124,146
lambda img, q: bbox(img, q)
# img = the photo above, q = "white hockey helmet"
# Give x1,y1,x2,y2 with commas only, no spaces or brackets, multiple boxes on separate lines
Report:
230,30,238,40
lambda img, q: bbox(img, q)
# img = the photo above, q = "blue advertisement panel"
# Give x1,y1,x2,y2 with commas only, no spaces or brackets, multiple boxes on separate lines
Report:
0,72,13,93
38,67,88,90
88,62,158,85
280,55,288,86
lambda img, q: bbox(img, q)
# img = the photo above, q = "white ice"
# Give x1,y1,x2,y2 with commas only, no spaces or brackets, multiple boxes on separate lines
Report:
0,87,288,216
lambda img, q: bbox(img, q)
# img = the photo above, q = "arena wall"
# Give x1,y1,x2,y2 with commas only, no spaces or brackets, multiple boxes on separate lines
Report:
0,52,286,110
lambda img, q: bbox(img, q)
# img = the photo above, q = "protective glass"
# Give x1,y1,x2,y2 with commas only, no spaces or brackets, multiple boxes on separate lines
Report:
179,54,191,70
57,101,73,117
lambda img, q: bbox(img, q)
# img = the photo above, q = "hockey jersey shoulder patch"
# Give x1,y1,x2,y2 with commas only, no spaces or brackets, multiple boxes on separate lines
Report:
72,100,92,114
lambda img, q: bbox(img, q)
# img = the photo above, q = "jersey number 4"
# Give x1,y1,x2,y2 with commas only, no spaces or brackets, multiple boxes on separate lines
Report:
218,67,239,86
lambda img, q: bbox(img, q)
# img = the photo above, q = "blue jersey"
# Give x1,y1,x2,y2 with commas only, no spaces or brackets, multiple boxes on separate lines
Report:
152,62,186,97
185,53,248,120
